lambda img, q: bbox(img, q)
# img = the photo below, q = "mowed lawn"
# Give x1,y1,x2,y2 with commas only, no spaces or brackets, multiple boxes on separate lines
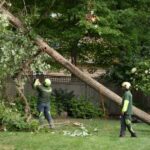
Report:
0,119,150,150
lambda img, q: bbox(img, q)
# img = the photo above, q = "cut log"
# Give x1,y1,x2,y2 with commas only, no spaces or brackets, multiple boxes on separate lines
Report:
0,6,150,124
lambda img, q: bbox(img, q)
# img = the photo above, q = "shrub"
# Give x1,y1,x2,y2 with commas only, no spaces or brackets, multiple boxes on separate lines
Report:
0,99,41,131
0,89,102,132
52,89,75,114
69,97,102,118
52,89,102,118
0,100,35,131
25,119,39,132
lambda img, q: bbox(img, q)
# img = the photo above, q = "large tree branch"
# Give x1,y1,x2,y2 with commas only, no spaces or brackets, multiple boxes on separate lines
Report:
14,50,42,79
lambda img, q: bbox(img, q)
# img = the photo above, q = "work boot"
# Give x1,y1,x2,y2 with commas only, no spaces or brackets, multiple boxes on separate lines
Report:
119,134,125,138
131,133,137,137
49,124,55,129
119,132,125,137
49,121,55,129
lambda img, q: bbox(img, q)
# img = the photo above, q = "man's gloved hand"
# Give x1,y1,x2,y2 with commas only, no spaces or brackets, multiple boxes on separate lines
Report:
121,110,125,116
34,79,41,88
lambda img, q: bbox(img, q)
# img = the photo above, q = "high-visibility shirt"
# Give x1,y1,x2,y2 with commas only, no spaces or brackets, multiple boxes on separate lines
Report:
122,90,133,115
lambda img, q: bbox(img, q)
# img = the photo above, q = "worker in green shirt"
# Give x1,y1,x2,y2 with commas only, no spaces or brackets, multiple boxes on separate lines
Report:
34,78,54,128
119,82,137,137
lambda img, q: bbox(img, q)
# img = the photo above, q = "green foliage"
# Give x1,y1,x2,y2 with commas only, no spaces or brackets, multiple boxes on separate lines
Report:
106,58,150,95
1,0,149,110
0,14,36,78
0,13,52,92
52,89,102,118
26,119,39,132
0,101,23,130
104,0,150,95
28,96,39,117
50,95,59,117
24,0,149,67
52,89,75,114
10,0,125,66
69,97,102,118
0,95,58,131
130,60,150,95
2,1,149,95
0,100,39,131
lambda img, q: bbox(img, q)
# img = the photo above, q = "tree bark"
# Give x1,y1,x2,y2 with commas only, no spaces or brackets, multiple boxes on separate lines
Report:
13,50,42,121
14,79,32,122
1,6,150,124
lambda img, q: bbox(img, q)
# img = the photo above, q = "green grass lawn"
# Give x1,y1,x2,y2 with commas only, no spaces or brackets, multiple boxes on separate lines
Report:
0,119,150,150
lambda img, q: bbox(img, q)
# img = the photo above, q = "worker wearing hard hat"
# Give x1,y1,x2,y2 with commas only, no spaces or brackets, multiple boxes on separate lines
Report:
119,81,137,137
34,78,54,128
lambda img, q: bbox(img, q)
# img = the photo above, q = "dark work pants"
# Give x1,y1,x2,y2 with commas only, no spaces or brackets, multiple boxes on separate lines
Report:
120,115,136,137
37,102,52,125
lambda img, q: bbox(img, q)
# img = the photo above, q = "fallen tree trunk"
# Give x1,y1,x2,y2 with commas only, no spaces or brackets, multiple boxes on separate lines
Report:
1,6,150,124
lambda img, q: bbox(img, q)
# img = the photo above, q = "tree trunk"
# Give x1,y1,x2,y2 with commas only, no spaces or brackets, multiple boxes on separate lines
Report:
13,50,42,121
14,79,32,122
1,6,150,124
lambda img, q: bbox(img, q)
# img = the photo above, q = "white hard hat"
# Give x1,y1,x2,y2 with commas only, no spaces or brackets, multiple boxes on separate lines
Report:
44,78,51,87
122,82,131,89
